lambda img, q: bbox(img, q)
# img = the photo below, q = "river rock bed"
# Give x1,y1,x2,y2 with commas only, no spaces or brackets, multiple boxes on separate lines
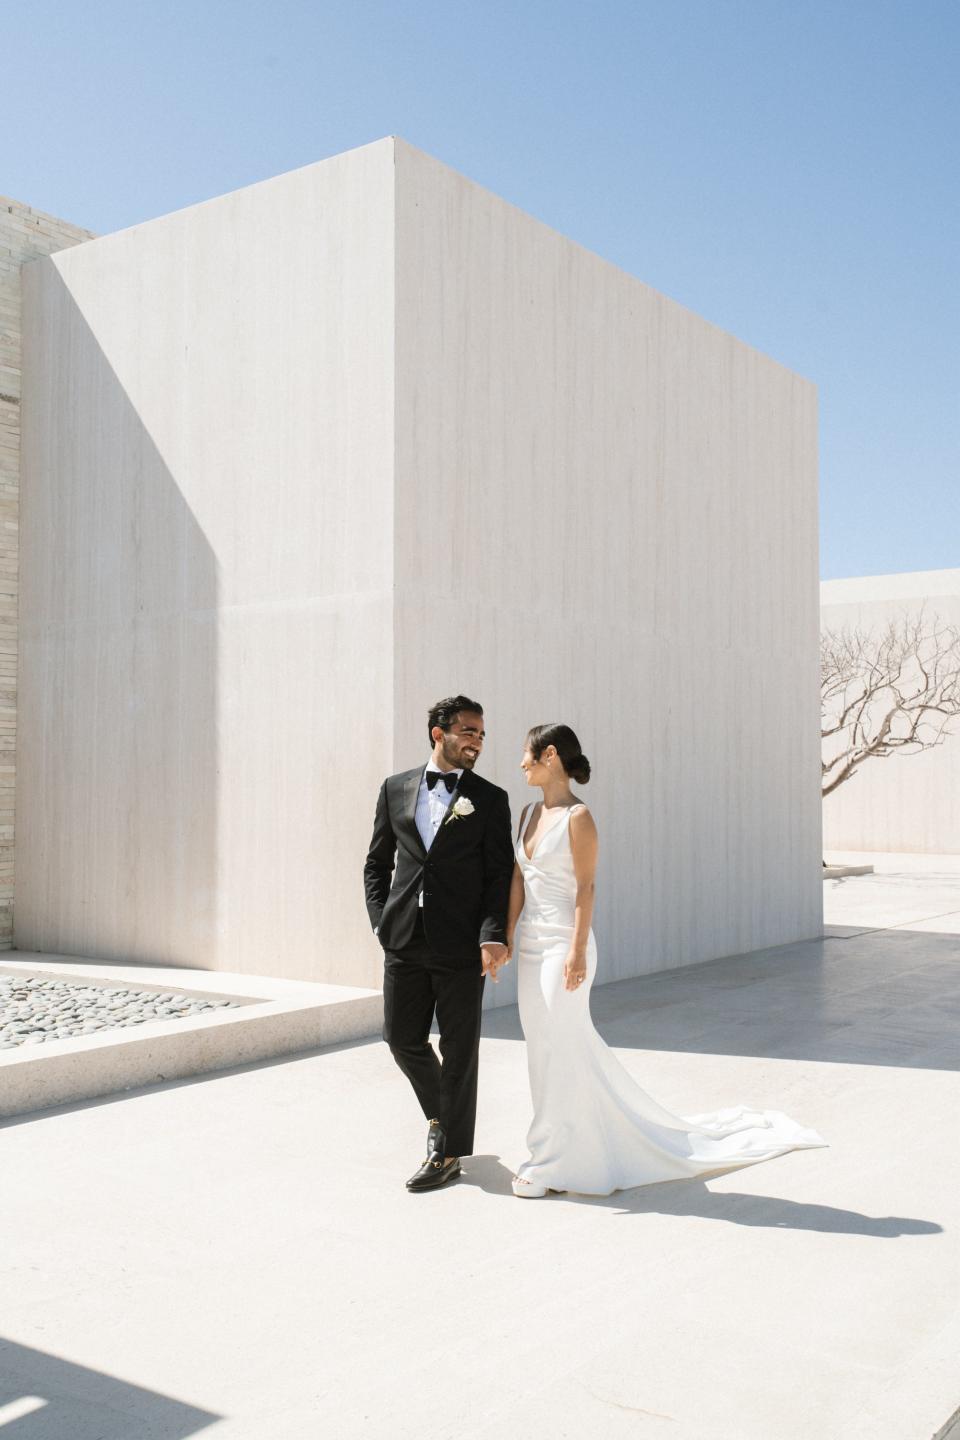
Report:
0,975,240,1050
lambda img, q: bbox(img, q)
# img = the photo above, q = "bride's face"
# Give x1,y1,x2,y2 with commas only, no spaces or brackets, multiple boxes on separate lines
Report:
520,746,551,786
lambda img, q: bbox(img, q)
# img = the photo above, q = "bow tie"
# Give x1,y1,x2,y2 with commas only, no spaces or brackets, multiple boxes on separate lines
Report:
426,770,458,794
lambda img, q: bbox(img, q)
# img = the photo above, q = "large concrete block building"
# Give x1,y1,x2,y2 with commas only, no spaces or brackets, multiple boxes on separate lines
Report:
14,138,821,1001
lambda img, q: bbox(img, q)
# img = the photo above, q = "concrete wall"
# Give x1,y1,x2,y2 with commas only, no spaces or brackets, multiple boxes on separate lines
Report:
393,140,821,1006
0,198,94,950
18,141,395,984
17,137,821,992
821,569,960,855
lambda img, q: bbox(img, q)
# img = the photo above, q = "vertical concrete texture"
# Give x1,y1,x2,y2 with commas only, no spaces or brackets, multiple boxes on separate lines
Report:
394,140,821,1005
0,198,94,949
17,137,820,993
18,141,395,983
821,569,960,855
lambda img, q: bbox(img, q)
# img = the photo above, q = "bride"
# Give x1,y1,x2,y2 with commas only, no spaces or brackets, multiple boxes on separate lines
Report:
504,722,827,1198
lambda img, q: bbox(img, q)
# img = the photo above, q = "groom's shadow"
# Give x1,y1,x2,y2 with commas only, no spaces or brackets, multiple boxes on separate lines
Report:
461,1156,943,1238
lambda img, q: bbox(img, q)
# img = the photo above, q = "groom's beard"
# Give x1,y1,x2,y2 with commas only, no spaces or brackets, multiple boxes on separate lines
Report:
441,735,477,769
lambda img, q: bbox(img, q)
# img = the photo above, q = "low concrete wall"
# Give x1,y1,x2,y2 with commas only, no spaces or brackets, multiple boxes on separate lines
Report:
0,955,382,1118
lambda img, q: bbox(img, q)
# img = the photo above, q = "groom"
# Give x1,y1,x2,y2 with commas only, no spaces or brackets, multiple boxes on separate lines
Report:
364,695,514,1191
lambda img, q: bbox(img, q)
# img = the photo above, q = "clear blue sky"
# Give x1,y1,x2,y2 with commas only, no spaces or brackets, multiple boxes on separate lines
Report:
7,0,958,580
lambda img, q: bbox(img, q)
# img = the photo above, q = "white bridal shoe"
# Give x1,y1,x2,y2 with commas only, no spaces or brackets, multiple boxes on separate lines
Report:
511,1174,548,1198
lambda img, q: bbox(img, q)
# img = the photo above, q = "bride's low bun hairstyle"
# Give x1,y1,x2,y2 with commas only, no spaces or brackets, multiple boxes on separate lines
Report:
567,752,591,785
527,723,591,785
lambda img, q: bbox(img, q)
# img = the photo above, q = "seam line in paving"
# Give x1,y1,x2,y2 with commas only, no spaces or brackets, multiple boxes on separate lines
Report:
825,909,960,939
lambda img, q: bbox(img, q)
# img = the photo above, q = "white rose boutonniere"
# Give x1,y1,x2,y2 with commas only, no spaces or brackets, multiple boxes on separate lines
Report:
446,796,475,823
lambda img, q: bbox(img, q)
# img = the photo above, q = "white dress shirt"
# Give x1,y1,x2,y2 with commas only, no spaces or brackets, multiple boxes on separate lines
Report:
415,761,462,904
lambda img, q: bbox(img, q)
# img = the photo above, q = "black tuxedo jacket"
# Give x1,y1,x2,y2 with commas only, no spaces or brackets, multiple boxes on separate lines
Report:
364,765,514,963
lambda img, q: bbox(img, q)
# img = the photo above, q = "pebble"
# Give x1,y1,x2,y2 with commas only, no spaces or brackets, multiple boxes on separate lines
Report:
0,976,241,1050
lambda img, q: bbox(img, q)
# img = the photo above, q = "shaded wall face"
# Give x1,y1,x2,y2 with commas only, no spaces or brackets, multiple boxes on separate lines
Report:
18,143,395,984
393,141,821,1005
821,589,960,854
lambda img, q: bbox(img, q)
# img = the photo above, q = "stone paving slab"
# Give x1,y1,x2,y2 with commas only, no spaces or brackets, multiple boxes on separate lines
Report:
3,887,960,1440
824,850,960,935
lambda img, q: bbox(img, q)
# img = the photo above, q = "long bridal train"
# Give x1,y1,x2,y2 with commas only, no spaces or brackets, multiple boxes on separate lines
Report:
512,806,827,1197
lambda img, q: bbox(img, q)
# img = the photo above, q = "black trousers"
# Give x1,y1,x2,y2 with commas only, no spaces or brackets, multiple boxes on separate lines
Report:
382,913,485,1157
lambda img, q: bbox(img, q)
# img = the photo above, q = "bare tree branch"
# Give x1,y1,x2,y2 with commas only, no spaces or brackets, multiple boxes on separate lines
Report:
821,605,960,798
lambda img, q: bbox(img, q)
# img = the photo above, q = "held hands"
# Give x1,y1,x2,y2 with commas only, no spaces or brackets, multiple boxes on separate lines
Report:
563,950,588,992
481,943,510,983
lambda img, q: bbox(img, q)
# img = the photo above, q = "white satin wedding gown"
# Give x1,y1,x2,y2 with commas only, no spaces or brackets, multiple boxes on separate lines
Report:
513,805,827,1196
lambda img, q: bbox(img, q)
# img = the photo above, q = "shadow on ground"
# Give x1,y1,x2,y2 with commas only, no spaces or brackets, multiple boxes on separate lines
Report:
0,1338,219,1440
457,1157,944,1236
483,926,960,1072
4,923,958,1137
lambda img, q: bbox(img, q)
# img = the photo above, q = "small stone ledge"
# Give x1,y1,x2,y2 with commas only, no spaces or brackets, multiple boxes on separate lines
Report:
0,954,383,1120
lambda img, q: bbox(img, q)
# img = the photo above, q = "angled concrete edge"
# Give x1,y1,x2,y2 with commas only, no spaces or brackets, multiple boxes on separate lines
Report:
935,1409,960,1440
0,954,384,1120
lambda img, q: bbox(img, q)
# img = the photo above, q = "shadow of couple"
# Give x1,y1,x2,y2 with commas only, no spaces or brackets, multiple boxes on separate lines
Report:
457,1154,943,1237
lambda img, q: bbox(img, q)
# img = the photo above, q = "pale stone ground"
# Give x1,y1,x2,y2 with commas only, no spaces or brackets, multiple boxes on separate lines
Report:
2,858,959,1440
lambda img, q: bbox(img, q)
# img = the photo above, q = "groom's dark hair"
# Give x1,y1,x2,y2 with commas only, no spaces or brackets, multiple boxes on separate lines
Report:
428,695,484,741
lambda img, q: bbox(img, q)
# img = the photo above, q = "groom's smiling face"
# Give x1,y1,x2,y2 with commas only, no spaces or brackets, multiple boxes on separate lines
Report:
433,711,485,771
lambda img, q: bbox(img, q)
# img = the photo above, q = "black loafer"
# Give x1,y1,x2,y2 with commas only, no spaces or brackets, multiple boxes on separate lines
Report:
406,1120,460,1191
406,1155,461,1192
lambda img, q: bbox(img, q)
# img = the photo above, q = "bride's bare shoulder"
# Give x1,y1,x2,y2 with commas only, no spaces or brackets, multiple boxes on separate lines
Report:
568,802,597,833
